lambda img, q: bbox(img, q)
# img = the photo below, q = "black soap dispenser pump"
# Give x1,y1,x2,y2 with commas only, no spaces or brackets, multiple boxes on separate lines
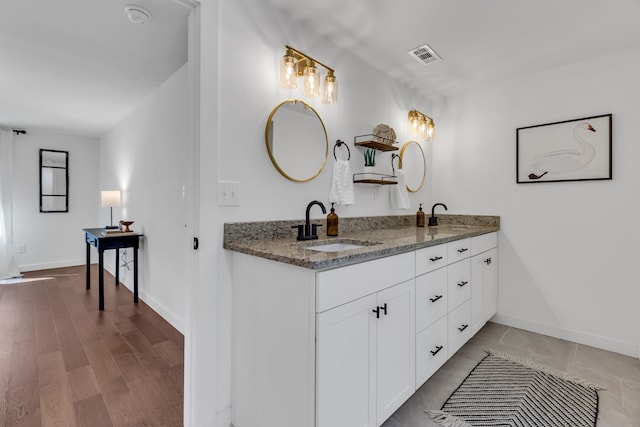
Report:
416,203,425,227
327,203,339,236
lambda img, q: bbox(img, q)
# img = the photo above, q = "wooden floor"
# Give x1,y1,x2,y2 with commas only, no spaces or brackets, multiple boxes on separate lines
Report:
0,265,184,426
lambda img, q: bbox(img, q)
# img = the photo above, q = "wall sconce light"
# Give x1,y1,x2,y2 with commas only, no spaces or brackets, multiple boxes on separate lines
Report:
101,190,121,229
408,110,435,141
279,45,338,104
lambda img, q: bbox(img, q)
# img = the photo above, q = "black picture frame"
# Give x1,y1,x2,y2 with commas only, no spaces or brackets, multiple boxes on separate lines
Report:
516,114,612,183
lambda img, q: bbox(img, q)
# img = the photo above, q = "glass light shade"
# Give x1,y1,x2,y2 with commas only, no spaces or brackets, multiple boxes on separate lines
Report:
409,112,422,137
280,52,298,89
101,190,121,207
303,63,320,97
322,72,338,104
426,122,435,142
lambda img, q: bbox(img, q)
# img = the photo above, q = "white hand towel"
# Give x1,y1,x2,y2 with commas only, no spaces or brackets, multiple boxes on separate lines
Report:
328,159,355,205
390,169,410,209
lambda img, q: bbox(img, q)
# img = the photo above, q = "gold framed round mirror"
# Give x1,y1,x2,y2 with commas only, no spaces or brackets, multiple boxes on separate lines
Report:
265,99,328,182
399,140,426,192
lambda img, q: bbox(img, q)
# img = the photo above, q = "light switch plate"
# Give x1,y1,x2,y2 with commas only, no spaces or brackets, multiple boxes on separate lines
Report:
217,181,240,206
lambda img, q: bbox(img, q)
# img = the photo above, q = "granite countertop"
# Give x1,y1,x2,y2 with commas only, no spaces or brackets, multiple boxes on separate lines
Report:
224,214,500,270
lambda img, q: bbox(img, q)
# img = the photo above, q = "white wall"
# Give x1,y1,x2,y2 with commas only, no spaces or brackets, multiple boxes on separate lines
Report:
100,64,191,333
13,130,99,271
434,46,640,357
213,1,436,424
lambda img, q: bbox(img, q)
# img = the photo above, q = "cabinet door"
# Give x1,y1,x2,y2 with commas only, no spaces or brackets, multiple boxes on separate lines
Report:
376,280,415,425
471,248,498,334
317,294,377,427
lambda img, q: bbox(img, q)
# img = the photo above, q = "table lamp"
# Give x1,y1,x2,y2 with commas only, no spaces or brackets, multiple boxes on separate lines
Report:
101,190,121,229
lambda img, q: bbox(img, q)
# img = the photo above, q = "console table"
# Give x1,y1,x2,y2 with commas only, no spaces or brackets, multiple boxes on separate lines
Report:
83,228,142,310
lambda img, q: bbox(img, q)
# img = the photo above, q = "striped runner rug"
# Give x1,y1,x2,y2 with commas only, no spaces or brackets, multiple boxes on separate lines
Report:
427,350,603,427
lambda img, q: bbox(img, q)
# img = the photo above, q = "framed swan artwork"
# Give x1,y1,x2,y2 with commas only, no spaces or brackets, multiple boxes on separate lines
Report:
516,113,612,183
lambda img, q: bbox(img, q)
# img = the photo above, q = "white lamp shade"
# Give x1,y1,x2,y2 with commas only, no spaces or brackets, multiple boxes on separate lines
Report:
101,190,121,208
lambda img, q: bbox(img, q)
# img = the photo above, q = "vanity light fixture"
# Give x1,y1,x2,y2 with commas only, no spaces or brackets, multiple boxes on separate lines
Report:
279,45,338,104
408,110,435,142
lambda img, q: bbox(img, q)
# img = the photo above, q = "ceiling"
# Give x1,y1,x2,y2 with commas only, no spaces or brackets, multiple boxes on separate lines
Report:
265,0,640,100
0,0,189,137
2,0,640,137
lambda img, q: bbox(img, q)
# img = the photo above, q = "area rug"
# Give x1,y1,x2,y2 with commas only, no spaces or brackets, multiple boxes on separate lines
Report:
427,350,603,427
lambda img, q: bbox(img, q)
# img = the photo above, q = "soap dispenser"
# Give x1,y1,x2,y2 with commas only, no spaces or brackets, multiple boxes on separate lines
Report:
327,203,339,236
416,203,425,227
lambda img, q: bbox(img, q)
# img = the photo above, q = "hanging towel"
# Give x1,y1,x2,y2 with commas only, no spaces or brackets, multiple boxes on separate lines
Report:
328,159,355,205
390,169,410,209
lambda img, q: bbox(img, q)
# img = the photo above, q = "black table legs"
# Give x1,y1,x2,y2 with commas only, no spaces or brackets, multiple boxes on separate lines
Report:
115,248,119,286
85,242,90,290
134,247,139,303
98,250,105,310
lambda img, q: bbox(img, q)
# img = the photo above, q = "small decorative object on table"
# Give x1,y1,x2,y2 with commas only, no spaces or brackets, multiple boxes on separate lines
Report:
373,123,397,145
119,220,135,232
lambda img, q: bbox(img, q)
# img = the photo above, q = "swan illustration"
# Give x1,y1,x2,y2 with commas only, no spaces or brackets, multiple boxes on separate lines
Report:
528,122,597,180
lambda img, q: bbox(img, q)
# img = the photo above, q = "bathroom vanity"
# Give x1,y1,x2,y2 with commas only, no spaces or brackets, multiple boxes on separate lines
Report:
224,215,499,427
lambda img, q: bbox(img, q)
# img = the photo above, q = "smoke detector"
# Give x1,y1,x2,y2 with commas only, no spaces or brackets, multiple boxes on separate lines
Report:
124,5,152,24
408,43,442,66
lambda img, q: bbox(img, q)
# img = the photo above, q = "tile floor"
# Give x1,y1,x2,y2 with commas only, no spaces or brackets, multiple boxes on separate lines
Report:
382,322,640,427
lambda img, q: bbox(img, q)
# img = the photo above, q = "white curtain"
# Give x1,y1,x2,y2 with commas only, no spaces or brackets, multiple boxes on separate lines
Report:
0,128,20,279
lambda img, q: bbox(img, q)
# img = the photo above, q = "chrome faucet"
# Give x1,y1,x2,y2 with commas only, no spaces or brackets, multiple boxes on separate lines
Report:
293,200,327,240
428,203,448,227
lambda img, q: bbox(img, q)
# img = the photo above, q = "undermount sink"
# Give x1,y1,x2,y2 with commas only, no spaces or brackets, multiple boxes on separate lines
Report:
306,242,366,252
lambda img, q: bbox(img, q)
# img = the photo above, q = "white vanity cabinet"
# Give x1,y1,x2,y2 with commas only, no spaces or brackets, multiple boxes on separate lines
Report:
231,231,498,427
233,251,414,427
471,232,498,333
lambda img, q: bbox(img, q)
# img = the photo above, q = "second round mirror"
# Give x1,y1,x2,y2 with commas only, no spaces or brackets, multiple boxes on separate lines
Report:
399,140,426,192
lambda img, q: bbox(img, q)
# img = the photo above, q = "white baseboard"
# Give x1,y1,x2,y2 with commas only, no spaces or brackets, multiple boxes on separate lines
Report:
19,258,85,272
492,314,640,359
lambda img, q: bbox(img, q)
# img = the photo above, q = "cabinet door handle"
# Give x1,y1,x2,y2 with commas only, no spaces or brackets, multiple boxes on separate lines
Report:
458,324,469,332
429,295,443,303
429,256,443,262
457,248,469,253
380,303,388,316
430,345,443,356
372,306,380,319
457,281,469,287
484,257,492,265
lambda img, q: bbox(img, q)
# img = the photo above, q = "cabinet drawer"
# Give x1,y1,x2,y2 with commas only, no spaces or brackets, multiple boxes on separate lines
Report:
415,245,448,276
448,301,472,357
471,232,497,256
447,238,471,263
415,268,447,333
316,252,414,313
447,258,470,311
415,316,447,389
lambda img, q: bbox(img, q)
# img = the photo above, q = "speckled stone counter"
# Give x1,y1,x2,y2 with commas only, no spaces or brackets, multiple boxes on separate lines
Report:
224,214,499,270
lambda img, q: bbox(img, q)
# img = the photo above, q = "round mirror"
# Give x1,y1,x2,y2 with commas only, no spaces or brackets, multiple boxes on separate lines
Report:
265,100,328,182
399,140,426,192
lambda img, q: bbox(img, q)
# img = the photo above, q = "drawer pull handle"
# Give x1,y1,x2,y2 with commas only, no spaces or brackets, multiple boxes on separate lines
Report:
429,256,443,262
430,345,443,356
457,281,469,287
372,303,388,319
429,295,443,303
458,324,469,332
457,248,469,253
484,257,492,265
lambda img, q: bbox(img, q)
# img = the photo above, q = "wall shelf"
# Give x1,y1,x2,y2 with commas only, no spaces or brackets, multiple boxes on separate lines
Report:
354,134,399,152
353,172,397,185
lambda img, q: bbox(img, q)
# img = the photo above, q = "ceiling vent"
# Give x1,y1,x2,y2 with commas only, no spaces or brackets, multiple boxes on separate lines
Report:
408,44,442,66
125,5,152,24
